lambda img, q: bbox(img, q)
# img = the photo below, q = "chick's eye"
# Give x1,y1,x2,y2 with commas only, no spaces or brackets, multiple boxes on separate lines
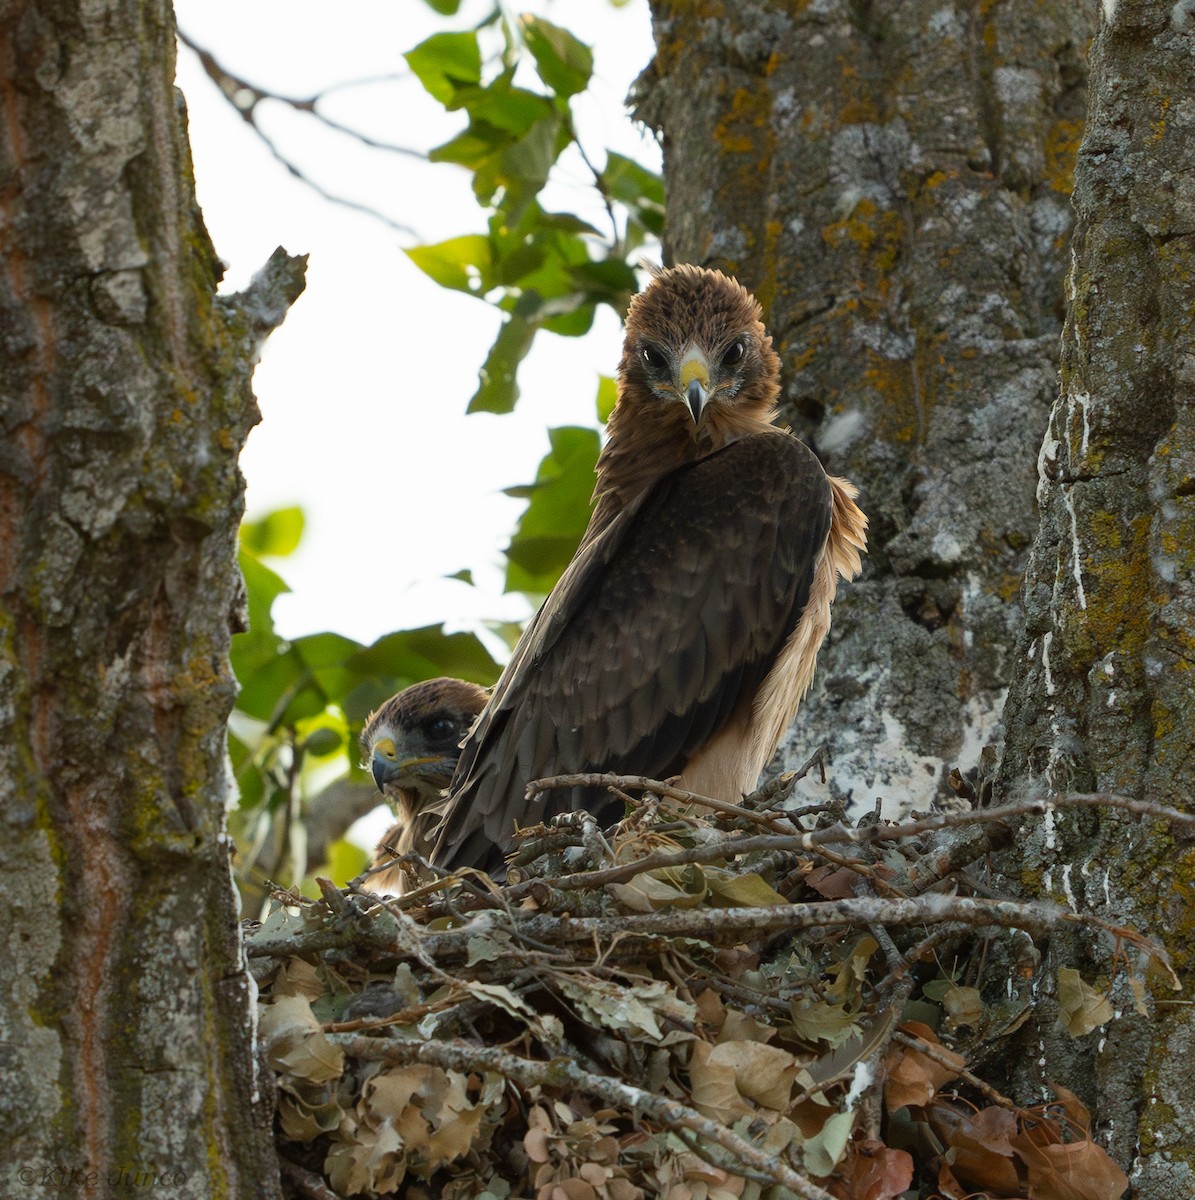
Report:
722,340,745,367
426,716,456,741
641,344,667,371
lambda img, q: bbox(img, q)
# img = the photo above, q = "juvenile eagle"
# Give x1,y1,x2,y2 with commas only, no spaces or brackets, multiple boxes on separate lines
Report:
432,265,867,875
360,677,488,893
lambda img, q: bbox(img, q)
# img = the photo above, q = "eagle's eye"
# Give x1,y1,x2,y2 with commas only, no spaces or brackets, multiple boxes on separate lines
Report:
722,340,745,367
641,344,667,371
426,716,456,742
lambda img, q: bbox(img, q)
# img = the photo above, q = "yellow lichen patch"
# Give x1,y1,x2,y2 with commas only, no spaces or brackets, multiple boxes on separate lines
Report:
1149,94,1170,145
820,199,904,277
755,222,786,314
862,352,918,444
837,59,878,124
713,86,768,155
1077,511,1153,661
1044,118,1083,194
840,98,879,124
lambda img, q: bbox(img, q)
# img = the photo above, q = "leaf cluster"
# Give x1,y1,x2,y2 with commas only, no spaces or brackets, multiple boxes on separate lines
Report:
403,12,663,417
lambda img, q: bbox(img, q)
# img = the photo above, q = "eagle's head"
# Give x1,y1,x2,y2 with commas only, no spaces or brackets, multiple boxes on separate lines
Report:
617,264,781,445
361,677,488,801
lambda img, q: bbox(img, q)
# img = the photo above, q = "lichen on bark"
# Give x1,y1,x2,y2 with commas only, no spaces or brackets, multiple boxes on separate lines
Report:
639,0,1097,814
0,2,304,1195
993,0,1195,1185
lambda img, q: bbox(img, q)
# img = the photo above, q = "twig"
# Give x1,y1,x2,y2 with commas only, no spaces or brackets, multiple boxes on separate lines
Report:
894,1030,1019,1112
407,895,1169,972
505,791,1195,902
530,771,796,834
177,28,419,236
277,1154,345,1200
339,1036,838,1200
742,745,828,810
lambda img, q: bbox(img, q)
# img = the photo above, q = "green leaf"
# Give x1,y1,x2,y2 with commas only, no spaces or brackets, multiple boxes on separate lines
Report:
447,568,474,585
235,647,321,726
568,257,639,301
601,151,666,236
227,730,263,810
596,374,617,423
347,626,499,700
420,0,460,13
458,78,552,135
302,727,342,758
241,507,305,558
290,632,364,702
404,31,481,107
705,871,788,907
468,313,536,414
541,301,594,338
405,235,493,295
494,112,564,218
503,425,599,594
235,548,290,652
316,837,370,886
520,15,594,98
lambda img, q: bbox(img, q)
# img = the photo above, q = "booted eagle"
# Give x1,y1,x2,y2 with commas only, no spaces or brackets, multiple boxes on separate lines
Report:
360,677,488,893
432,265,866,876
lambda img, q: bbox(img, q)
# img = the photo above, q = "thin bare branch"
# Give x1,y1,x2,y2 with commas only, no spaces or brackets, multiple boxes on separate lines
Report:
177,28,420,236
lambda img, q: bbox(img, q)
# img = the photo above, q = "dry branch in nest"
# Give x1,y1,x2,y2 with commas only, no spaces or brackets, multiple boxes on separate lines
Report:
250,766,1188,1200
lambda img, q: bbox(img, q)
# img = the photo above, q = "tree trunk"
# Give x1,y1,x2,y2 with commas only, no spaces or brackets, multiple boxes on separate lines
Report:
0,2,304,1195
641,0,1195,1189
993,1,1195,1187
638,0,1097,809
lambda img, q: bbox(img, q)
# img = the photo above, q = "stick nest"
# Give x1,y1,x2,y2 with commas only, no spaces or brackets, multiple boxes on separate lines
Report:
250,763,1176,1200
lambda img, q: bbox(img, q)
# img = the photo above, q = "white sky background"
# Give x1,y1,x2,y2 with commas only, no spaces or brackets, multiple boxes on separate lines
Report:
173,0,659,646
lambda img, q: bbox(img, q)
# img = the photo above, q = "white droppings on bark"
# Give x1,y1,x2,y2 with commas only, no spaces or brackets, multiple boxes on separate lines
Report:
1041,631,1055,696
1062,486,1088,610
819,408,866,455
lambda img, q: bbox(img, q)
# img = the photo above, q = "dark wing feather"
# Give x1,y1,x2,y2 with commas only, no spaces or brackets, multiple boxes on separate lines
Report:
432,431,831,874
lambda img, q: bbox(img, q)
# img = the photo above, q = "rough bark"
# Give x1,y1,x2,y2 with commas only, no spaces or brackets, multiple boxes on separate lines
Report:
0,2,304,1196
637,0,1097,811
993,1,1195,1189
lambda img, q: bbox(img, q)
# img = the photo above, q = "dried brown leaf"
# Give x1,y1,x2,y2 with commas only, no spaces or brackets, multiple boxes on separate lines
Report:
805,865,859,900
941,984,984,1031
1057,967,1113,1038
883,1022,964,1111
1011,1134,1129,1200
689,1039,799,1119
926,1101,1020,1194
272,958,326,1001
830,1140,915,1200
261,994,345,1085
719,1008,777,1045
789,999,862,1048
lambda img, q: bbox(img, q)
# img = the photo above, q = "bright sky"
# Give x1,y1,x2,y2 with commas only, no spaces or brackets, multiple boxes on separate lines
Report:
173,0,659,646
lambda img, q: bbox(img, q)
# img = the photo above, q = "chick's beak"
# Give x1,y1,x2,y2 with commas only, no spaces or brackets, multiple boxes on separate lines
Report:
370,738,402,792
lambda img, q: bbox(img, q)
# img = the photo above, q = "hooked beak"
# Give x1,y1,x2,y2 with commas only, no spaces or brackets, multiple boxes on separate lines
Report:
370,740,402,792
679,349,711,425
686,378,707,423
369,739,453,795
